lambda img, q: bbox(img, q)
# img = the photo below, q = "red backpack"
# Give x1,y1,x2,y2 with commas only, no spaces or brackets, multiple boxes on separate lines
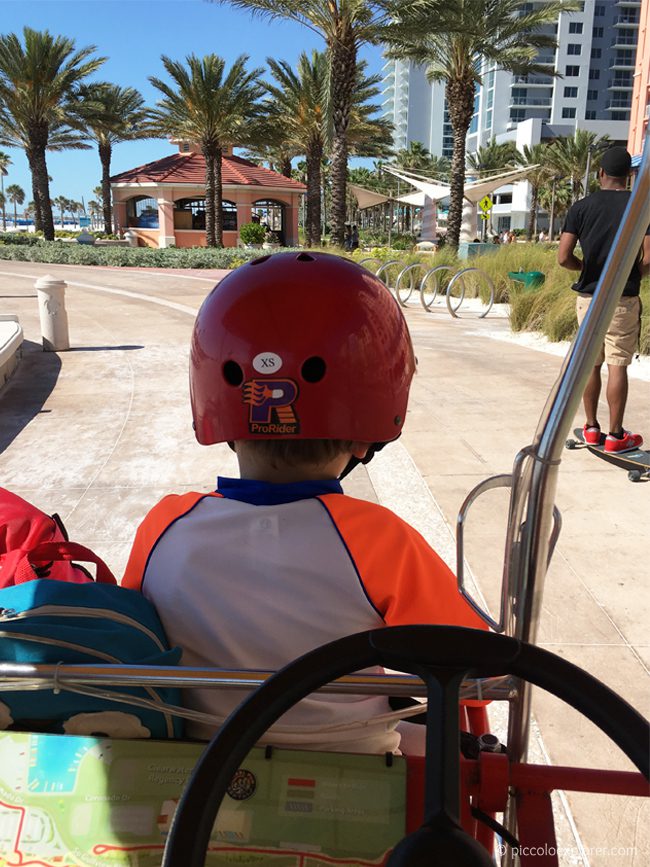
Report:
0,488,116,587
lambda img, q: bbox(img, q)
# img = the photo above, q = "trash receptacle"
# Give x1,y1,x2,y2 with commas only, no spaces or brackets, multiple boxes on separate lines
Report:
508,270,545,290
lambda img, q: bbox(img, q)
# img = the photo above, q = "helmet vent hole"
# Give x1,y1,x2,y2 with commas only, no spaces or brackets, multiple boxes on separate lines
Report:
296,253,315,262
223,361,244,386
301,356,326,383
250,255,271,266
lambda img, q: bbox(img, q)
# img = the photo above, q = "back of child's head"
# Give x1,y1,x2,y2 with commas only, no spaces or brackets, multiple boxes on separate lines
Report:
189,252,416,474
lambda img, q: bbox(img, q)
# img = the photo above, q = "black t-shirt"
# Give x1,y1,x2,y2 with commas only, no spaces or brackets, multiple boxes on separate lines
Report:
562,189,650,296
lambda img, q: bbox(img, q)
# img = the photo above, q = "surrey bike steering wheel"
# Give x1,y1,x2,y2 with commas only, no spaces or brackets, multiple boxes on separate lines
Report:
161,626,649,867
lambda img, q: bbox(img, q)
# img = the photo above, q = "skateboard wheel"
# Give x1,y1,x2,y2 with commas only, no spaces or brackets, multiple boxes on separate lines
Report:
628,470,641,482
565,439,576,450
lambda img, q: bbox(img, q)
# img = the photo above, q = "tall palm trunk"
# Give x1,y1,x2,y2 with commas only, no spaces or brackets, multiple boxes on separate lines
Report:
445,75,475,248
31,144,54,240
99,141,113,235
281,156,292,178
204,147,217,247
204,145,224,248
27,150,44,233
328,27,356,249
306,137,322,247
214,146,223,248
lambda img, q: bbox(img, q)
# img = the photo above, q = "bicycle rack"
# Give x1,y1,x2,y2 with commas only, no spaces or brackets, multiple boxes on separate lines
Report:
419,265,454,311
358,257,384,274
394,262,429,307
445,267,495,319
374,260,402,296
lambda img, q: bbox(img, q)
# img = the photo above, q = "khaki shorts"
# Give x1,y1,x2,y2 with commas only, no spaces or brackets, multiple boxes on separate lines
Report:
575,295,640,367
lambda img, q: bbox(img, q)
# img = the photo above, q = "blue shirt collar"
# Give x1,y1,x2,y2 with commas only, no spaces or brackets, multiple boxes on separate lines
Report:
216,476,342,506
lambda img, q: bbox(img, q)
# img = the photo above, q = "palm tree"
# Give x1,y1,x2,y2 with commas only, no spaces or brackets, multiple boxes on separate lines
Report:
514,143,552,240
0,28,105,240
215,1,397,247
395,141,434,172
5,183,24,227
386,0,578,246
0,114,88,233
74,82,149,234
467,139,519,178
538,176,571,238
546,129,610,203
149,53,264,247
0,149,10,231
87,199,101,229
265,51,328,247
53,195,68,227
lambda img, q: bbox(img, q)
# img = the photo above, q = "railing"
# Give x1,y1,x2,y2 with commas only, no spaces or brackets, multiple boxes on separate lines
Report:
0,662,515,703
510,97,552,106
497,128,650,859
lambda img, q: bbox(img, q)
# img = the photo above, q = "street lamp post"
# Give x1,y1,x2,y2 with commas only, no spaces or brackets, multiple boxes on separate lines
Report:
0,167,6,233
582,144,595,199
549,175,561,241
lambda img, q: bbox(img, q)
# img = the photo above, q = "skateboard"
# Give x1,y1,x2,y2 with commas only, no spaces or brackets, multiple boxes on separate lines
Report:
565,428,650,482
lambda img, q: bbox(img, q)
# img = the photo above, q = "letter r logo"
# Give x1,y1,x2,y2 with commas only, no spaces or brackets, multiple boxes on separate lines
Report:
242,379,299,425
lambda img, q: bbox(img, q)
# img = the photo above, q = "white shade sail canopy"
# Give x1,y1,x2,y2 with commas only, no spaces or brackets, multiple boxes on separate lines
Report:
465,166,540,201
382,166,451,202
348,184,391,210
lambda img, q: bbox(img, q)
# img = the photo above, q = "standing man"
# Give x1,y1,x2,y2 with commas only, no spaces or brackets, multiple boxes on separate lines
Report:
558,146,650,453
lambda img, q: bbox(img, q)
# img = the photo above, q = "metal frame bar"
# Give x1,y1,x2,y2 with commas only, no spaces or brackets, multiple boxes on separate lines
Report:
497,132,650,862
0,663,515,701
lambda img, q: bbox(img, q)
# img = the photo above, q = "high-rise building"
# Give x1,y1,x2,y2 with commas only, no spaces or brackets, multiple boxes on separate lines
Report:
380,1,643,230
381,58,452,158
381,1,642,155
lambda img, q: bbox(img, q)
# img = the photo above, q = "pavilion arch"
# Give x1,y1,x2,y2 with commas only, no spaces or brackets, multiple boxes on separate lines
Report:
126,196,160,229
252,198,286,244
173,197,238,231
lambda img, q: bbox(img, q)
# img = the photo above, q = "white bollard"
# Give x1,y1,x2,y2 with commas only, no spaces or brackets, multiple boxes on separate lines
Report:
35,275,70,351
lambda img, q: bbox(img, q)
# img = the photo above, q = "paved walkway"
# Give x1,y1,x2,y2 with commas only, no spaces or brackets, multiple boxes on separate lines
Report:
0,260,648,865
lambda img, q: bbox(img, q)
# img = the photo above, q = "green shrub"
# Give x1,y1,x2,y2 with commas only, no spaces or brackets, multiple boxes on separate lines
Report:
239,222,266,245
0,240,302,269
0,232,41,246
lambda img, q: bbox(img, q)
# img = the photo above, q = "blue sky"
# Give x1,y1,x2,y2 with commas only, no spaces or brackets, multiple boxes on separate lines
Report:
0,0,384,209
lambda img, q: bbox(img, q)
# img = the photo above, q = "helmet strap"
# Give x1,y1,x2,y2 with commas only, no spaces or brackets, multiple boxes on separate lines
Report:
339,439,395,481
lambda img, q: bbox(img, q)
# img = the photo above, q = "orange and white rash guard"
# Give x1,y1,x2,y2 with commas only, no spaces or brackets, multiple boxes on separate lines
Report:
123,477,486,753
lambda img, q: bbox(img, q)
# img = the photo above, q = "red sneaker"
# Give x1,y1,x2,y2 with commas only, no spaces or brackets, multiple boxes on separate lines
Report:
583,425,603,446
604,431,643,454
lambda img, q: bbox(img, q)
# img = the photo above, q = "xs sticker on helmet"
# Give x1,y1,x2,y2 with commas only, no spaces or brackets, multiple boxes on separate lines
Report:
242,378,300,435
253,352,283,374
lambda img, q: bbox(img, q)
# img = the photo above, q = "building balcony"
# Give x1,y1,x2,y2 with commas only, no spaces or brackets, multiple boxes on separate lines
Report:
613,15,640,26
510,97,552,107
611,60,637,70
608,78,634,89
512,75,554,87
606,101,633,110
610,34,638,47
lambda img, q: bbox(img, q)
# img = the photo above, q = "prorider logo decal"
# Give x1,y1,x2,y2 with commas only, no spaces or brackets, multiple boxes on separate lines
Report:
242,378,300,435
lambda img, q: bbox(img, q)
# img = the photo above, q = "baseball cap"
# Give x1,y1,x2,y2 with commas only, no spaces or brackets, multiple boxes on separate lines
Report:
600,146,632,178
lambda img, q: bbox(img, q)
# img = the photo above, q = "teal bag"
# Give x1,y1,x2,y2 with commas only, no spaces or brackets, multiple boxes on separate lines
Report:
0,579,183,738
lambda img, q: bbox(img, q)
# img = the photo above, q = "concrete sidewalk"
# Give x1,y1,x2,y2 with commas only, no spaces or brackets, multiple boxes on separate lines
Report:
0,260,648,865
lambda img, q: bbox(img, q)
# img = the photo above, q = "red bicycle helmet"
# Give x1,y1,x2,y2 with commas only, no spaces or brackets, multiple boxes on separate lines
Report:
190,252,416,445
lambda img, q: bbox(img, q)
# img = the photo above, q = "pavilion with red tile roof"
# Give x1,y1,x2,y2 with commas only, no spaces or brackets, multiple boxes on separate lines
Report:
110,142,305,248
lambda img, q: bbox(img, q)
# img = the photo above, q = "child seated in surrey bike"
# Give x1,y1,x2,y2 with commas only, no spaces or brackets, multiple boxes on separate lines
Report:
123,252,486,753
